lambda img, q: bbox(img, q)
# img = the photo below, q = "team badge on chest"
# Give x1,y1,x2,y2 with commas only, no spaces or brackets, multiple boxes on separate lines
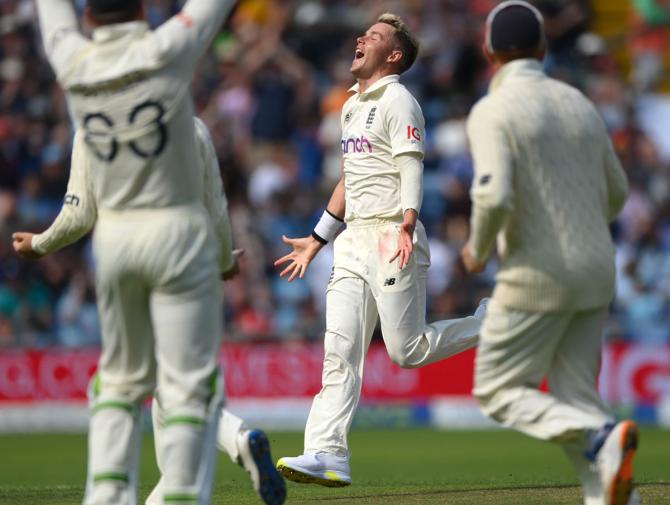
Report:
365,107,377,129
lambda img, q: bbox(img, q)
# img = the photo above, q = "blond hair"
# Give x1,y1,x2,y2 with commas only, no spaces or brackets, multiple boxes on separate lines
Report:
377,13,420,74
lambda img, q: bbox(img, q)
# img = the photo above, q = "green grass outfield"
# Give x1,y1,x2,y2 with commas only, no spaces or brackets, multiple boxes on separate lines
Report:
0,429,668,504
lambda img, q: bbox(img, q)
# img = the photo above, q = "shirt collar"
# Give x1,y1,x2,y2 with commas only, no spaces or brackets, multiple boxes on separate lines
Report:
348,74,400,96
93,21,149,43
489,58,544,92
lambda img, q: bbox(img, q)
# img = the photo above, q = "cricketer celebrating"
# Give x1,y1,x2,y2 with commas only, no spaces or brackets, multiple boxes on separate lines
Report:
274,13,485,487
461,3,637,505
13,118,286,505
28,0,258,503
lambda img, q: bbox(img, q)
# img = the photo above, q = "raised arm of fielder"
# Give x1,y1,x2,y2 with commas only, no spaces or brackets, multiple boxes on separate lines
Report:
34,0,88,79
35,0,237,78
461,102,515,273
153,0,237,73
274,175,345,282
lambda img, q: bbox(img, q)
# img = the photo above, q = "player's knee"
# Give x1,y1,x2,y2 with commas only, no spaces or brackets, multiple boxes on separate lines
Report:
324,331,360,364
473,388,509,424
386,347,419,369
88,373,154,407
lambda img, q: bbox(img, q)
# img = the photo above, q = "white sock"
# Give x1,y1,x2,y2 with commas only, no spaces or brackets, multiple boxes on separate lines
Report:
217,409,247,463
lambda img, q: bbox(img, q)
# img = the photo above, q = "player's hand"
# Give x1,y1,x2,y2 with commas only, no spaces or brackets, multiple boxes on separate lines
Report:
461,243,486,273
12,232,42,260
389,222,415,270
274,235,323,282
222,249,245,281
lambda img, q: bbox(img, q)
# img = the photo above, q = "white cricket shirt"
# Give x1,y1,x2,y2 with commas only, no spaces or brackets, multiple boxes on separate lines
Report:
35,0,235,211
341,75,425,222
33,118,235,272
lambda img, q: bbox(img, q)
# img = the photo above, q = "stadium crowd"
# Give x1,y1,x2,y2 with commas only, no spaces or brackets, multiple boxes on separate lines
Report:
0,0,669,347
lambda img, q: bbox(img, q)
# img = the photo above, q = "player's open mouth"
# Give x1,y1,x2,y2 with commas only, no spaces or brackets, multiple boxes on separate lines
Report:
354,49,364,60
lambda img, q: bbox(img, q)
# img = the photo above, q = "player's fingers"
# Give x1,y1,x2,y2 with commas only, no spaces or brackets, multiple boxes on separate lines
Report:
288,263,302,282
405,243,414,266
274,253,293,267
298,263,306,279
279,262,296,278
281,235,296,246
233,248,245,258
389,249,401,263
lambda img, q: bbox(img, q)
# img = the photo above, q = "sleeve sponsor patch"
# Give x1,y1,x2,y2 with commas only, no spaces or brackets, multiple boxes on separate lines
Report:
479,174,491,185
406,125,421,142
64,194,81,206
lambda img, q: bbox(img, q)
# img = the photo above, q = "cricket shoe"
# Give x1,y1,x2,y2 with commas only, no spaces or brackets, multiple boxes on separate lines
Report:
276,453,351,487
587,420,639,505
238,429,287,505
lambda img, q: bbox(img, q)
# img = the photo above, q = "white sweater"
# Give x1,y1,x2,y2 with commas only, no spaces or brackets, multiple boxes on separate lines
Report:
466,59,628,312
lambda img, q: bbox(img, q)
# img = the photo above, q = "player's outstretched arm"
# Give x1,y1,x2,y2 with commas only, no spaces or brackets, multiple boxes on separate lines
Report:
274,235,324,282
13,132,97,260
274,176,345,282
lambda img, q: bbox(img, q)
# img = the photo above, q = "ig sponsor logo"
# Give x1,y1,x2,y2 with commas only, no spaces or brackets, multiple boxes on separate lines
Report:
407,125,421,143
407,125,421,144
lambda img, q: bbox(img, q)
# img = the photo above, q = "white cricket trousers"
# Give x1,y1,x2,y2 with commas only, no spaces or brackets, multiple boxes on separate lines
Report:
304,219,480,457
474,300,614,505
84,205,223,505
